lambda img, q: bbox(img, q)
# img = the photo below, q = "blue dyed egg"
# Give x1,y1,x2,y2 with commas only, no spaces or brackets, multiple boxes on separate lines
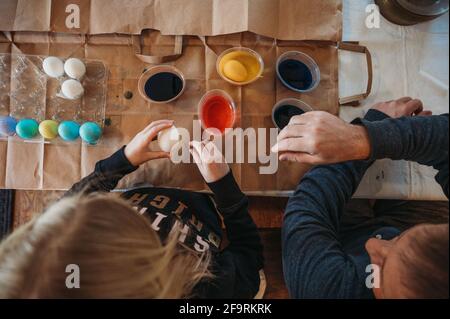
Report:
0,116,17,137
58,121,80,141
16,118,39,139
79,122,102,144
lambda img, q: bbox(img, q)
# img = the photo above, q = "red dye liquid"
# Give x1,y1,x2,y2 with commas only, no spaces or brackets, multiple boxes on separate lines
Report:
200,95,235,133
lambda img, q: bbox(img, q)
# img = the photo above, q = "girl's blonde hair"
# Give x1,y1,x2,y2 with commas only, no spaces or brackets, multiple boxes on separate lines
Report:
0,194,211,298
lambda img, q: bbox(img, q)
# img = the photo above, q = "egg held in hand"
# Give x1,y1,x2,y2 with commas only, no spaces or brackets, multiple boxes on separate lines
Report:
16,118,39,139
39,120,59,139
79,122,102,144
158,126,181,153
0,116,17,137
58,121,80,141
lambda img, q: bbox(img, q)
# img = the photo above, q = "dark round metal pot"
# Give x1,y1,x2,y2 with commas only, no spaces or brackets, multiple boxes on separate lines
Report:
375,0,449,25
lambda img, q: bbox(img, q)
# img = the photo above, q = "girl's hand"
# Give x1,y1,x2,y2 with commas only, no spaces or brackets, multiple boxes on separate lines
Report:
190,140,230,183
124,120,174,166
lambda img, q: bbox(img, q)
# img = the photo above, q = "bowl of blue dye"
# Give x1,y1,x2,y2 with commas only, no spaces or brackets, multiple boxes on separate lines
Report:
272,98,313,130
138,65,186,104
276,51,320,93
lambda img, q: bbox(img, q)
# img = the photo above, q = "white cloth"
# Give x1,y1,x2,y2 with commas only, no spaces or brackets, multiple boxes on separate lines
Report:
340,0,449,200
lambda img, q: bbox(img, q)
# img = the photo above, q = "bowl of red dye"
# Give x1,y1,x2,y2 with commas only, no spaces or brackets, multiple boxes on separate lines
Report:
276,51,320,93
138,65,185,104
198,89,236,135
272,98,313,130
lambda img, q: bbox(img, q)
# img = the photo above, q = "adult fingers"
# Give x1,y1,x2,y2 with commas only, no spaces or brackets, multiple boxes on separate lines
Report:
396,96,413,104
404,99,423,115
279,152,317,164
417,110,433,117
277,124,307,142
287,113,312,125
272,137,310,154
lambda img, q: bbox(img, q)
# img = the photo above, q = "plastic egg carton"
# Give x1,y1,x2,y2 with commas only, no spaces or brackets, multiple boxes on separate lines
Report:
0,53,107,144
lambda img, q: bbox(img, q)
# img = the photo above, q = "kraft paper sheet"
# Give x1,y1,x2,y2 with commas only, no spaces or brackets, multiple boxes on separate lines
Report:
0,0,347,191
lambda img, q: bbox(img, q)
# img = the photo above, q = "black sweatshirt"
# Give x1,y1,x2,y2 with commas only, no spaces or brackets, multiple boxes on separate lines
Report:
283,110,449,299
65,149,264,299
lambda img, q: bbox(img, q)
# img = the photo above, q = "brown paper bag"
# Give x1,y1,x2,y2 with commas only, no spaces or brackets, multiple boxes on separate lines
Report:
1,0,342,41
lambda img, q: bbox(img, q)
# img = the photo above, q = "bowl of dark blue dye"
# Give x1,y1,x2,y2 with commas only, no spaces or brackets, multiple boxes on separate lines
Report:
276,51,320,93
138,65,185,104
272,98,313,130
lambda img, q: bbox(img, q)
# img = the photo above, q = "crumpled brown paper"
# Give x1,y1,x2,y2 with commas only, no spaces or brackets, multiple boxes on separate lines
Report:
0,0,342,41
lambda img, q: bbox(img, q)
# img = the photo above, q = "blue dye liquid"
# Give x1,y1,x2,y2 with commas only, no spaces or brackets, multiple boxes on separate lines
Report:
274,105,305,130
144,72,183,102
278,59,313,91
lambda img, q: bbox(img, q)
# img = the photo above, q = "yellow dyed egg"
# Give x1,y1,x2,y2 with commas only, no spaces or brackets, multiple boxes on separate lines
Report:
223,60,248,82
219,50,262,84
39,120,59,139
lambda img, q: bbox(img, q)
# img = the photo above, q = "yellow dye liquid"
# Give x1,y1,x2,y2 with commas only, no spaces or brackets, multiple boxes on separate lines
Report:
218,50,262,83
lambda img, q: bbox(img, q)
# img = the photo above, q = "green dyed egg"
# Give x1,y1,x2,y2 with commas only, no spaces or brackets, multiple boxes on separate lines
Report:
16,119,39,139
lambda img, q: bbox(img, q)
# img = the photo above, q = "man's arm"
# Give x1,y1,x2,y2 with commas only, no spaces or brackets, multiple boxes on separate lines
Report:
357,114,449,198
282,110,387,299
279,98,446,298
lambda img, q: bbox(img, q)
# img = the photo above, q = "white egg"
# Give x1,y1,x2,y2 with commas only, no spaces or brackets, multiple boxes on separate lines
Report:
158,126,180,153
64,58,86,80
61,79,84,100
42,56,64,78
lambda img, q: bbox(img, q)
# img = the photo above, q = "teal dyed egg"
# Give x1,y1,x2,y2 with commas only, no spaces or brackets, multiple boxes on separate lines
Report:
79,122,102,144
16,118,39,139
0,116,17,137
58,121,80,141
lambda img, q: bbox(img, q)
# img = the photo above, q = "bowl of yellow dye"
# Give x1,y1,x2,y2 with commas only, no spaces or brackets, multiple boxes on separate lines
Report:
217,47,264,86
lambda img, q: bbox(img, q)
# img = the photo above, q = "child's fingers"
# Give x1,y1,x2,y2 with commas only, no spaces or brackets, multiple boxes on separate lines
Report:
190,141,204,157
147,151,170,161
202,141,226,163
142,120,174,134
189,142,202,165
143,122,175,142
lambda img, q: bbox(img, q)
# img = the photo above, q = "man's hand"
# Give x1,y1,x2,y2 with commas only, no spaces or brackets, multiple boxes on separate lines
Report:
190,140,230,183
124,120,174,166
371,97,432,118
271,111,371,165
271,97,433,165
